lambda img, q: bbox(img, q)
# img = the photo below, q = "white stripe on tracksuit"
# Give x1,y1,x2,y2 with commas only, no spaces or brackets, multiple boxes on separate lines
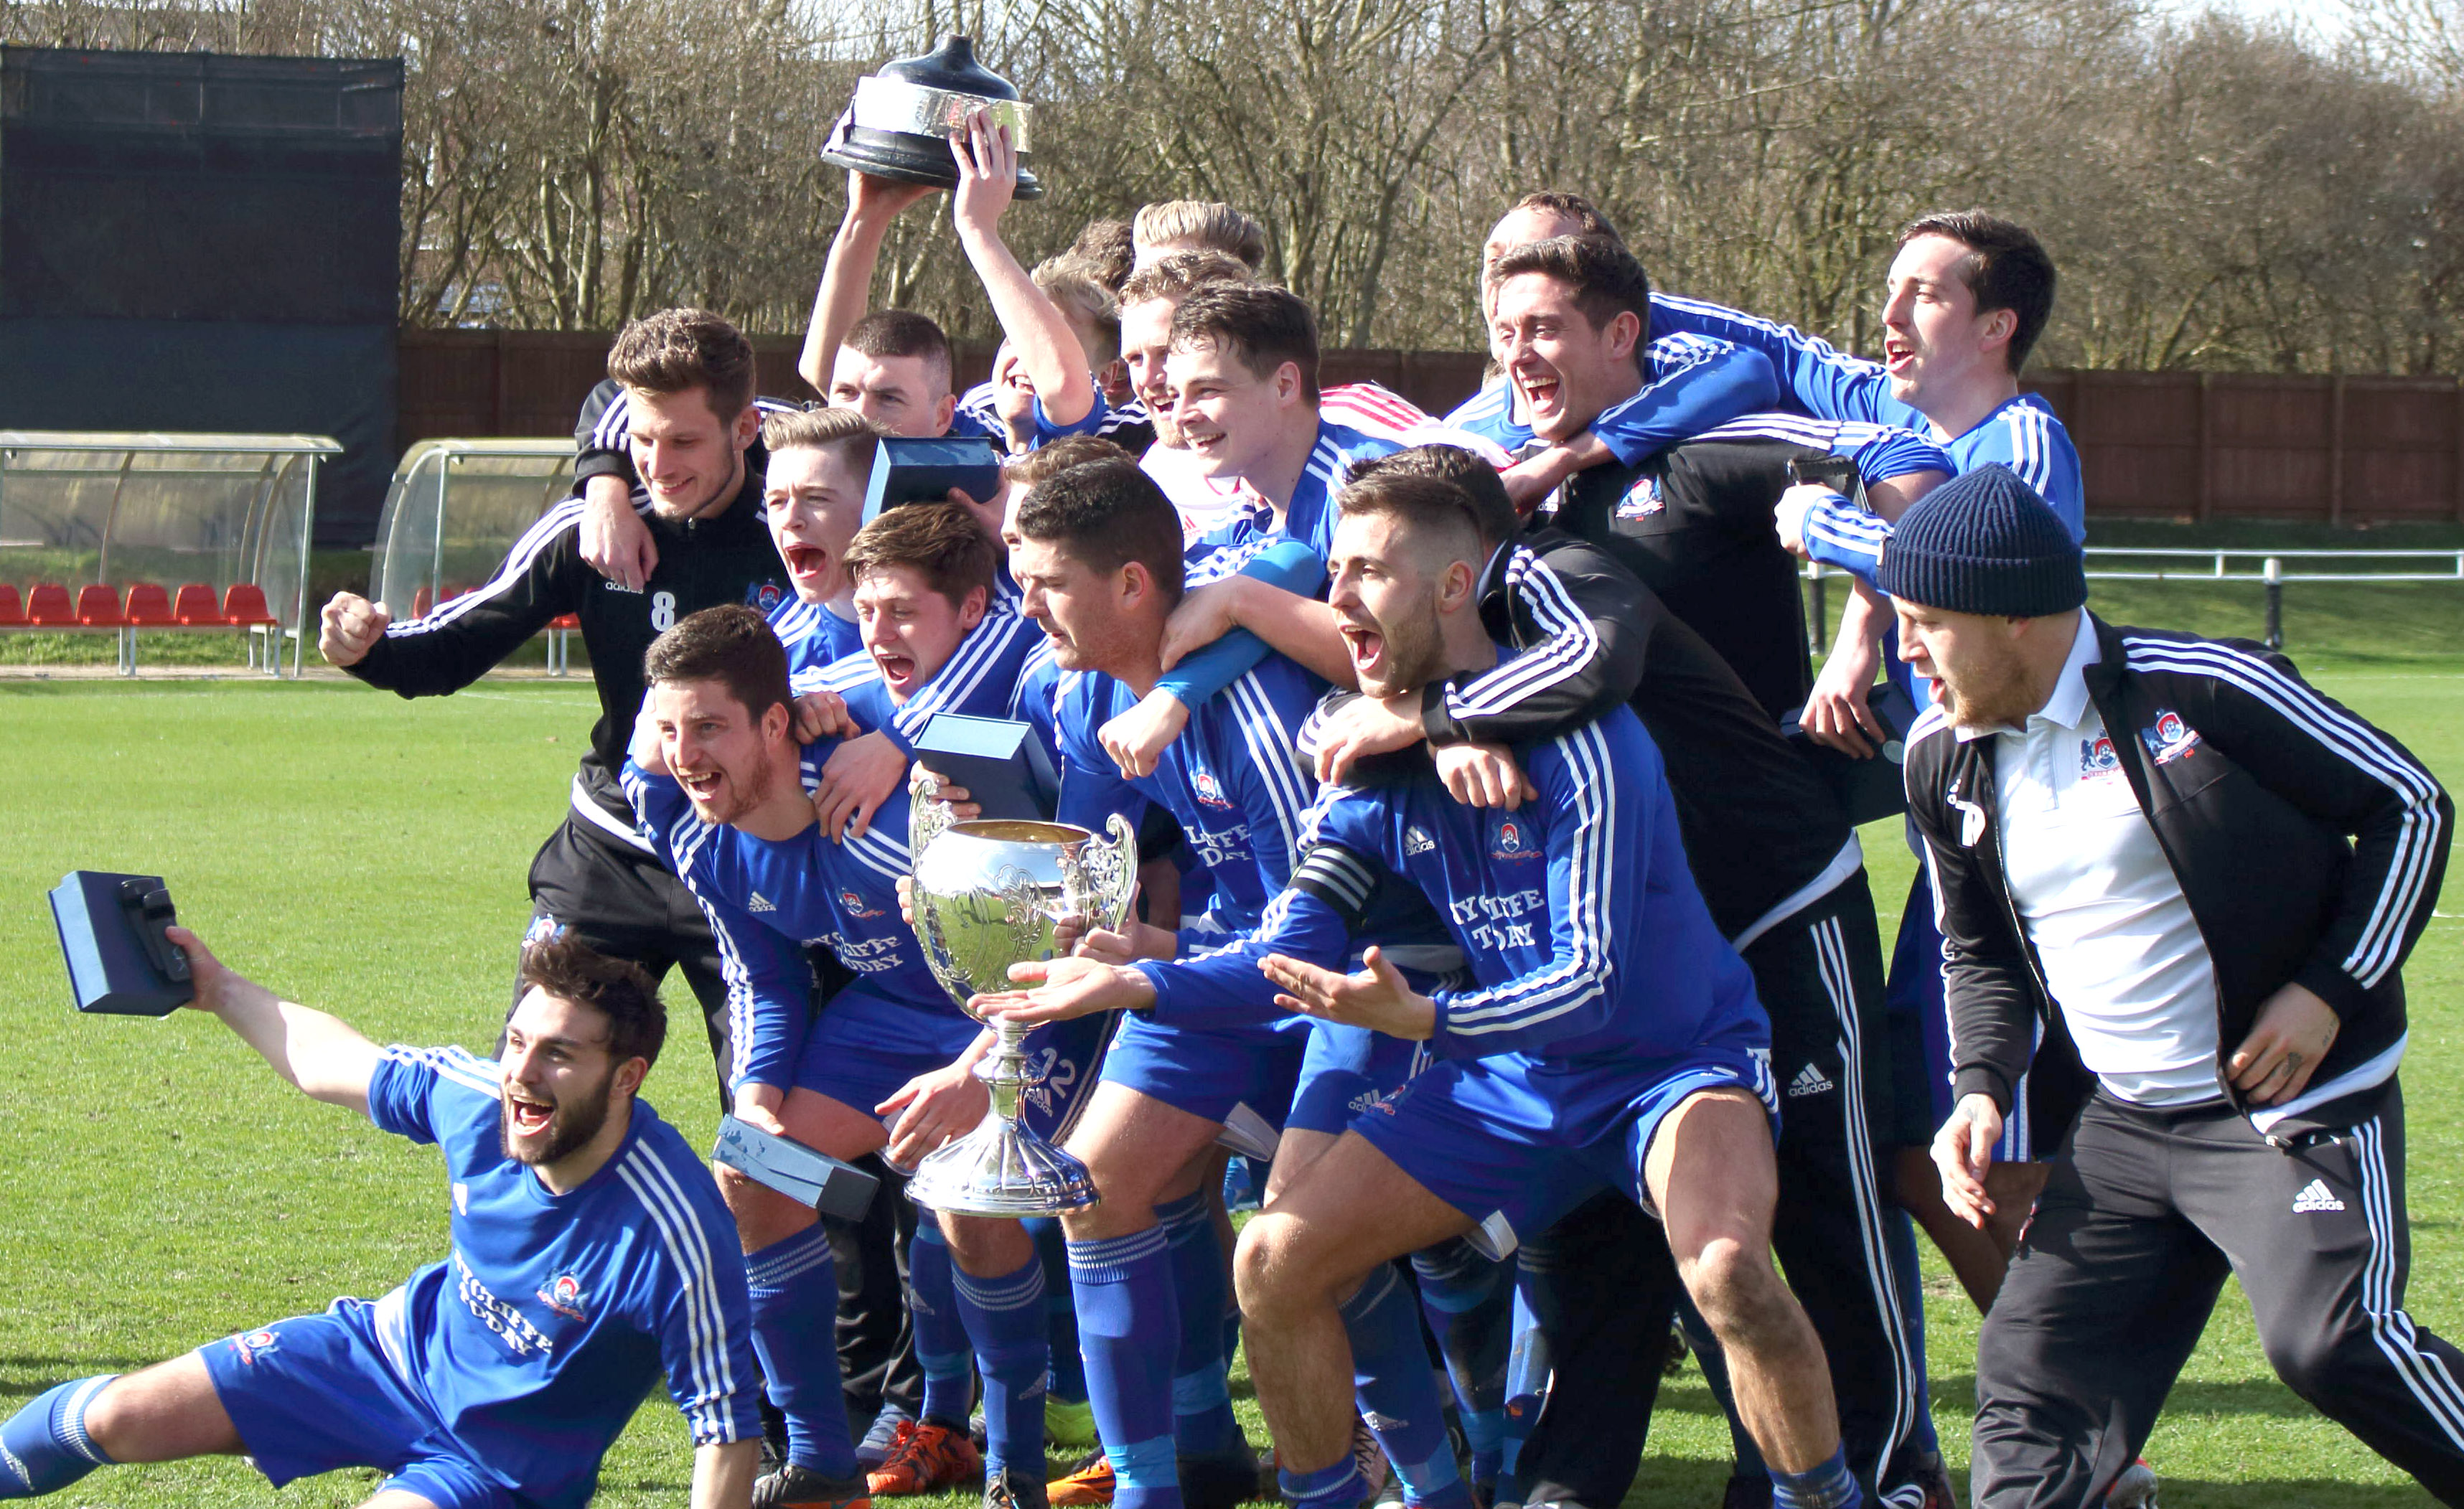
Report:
1227,669,1313,871
2354,1115,2464,1447
1442,550,1601,720
1807,913,1924,1500
387,499,592,638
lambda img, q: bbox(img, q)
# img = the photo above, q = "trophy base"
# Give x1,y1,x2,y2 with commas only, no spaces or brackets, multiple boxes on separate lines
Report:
906,1113,1099,1217
821,131,1044,199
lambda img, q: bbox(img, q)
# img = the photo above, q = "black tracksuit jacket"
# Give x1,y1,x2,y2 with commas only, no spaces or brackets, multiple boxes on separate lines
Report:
1906,614,2450,1142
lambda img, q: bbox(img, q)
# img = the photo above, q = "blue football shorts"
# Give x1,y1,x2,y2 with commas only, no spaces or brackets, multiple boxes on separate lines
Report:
1349,1020,1780,1251
1095,1012,1309,1157
200,1294,515,1509
1287,1021,1428,1137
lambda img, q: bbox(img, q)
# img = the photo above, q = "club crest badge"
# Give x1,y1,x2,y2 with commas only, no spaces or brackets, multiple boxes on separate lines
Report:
1191,768,1235,809
2139,708,2201,765
538,1274,589,1322
1615,474,1664,521
838,887,885,921
745,580,787,614
232,1328,280,1365
2079,733,2121,778
1491,819,1537,862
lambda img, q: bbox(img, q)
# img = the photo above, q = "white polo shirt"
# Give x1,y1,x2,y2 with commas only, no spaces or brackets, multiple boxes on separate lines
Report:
1966,615,2225,1106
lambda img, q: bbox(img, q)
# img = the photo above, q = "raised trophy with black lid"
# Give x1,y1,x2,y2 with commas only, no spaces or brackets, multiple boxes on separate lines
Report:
820,34,1043,199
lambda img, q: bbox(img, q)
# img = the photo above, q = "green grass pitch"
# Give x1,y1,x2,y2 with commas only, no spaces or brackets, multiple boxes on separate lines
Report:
1,643,2459,1505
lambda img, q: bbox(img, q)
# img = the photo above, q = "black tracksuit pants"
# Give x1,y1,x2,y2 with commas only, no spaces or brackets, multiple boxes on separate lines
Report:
522,814,736,1095
1517,871,1923,1504
1976,1078,2464,1507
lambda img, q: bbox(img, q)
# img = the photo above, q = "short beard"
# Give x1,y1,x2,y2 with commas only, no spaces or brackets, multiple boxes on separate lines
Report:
693,746,777,828
1938,639,2038,731
502,1071,614,1167
1361,597,1448,698
1149,409,1185,449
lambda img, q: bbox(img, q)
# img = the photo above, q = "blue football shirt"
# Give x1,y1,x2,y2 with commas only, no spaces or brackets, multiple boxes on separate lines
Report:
362,1046,759,1509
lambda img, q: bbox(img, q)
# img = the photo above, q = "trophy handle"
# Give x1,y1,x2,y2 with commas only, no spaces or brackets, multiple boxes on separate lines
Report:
911,771,956,859
1078,813,1140,936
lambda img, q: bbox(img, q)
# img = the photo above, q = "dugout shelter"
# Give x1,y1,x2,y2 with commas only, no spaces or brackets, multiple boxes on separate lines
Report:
0,430,338,674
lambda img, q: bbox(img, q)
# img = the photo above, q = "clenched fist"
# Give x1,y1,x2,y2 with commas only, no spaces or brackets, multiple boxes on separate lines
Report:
318,592,392,667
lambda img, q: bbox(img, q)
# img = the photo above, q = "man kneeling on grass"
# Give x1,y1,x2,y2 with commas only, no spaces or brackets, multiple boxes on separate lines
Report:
0,934,762,1509
980,471,1873,1509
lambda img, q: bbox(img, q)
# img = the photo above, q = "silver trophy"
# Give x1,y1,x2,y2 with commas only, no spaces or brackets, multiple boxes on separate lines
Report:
905,812,1137,1215
818,34,1044,199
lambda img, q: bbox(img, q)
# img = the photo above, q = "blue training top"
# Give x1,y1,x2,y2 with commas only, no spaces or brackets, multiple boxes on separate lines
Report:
622,759,950,1093
1181,416,1406,586
1443,332,1782,464
363,1046,760,1509
771,597,863,691
1138,704,1766,1065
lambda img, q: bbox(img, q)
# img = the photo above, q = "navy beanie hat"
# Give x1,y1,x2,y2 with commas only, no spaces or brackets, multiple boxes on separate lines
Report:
1875,464,2086,616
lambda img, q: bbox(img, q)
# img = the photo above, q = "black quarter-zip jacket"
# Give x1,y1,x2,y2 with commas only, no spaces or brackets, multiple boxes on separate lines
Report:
346,458,790,845
1906,614,2450,1140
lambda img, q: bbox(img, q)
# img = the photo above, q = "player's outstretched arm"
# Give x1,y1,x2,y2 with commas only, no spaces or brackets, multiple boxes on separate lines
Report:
691,1437,761,1509
164,926,379,1115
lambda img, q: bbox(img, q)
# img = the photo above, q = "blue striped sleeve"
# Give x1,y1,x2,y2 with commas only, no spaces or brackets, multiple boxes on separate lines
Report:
1590,337,1782,465
1428,725,1626,1058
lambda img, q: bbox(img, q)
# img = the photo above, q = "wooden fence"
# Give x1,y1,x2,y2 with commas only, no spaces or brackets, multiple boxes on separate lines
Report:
400,330,2464,527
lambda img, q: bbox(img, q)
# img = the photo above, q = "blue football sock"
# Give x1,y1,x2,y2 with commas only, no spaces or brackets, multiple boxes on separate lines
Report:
1029,1218,1090,1407
0,1376,118,1498
1884,1210,1940,1457
1771,1446,1863,1509
909,1218,975,1426
1279,1453,1367,1509
746,1226,860,1480
1069,1227,1183,1509
955,1254,1050,1477
1410,1239,1510,1488
1342,1264,1468,1509
1156,1193,1245,1458
1496,1284,1546,1499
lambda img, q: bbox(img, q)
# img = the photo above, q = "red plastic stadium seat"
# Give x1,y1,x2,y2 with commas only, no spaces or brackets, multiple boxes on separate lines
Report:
172,583,220,625
122,582,175,626
75,585,126,626
222,583,278,626
0,585,22,626
548,613,580,629
26,583,74,626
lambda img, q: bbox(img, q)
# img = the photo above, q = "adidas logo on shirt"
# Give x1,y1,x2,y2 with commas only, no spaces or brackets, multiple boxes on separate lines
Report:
1405,827,1436,856
2293,1178,2346,1214
748,893,777,913
1787,1063,1835,1098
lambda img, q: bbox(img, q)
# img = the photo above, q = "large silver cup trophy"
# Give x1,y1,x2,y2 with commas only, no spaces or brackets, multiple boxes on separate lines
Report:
905,809,1137,1215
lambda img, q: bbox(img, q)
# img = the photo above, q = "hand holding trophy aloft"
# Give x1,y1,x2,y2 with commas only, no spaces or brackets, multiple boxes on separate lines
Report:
820,34,1043,200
